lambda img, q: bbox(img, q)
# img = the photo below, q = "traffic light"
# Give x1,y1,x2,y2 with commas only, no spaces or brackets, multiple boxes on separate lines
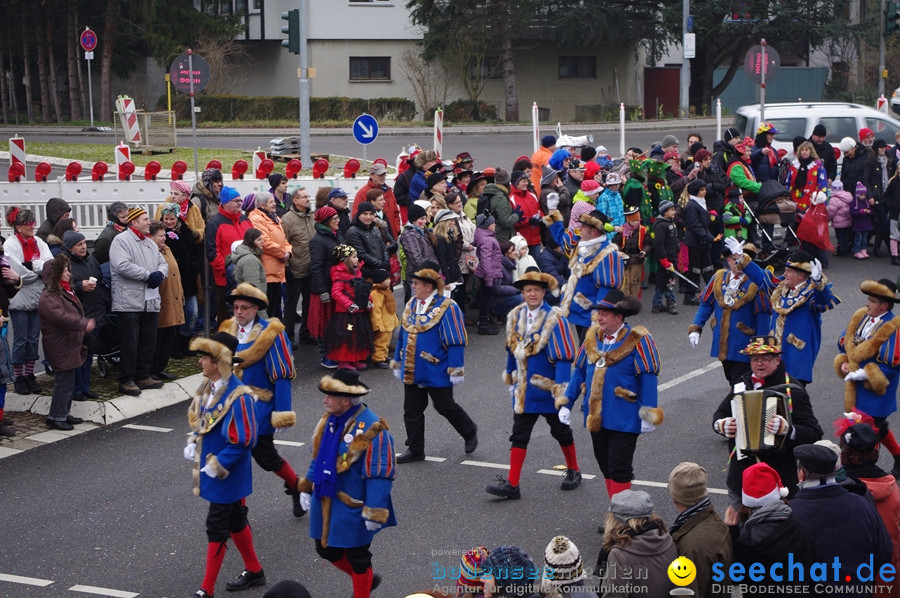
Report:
887,1,900,35
281,10,299,54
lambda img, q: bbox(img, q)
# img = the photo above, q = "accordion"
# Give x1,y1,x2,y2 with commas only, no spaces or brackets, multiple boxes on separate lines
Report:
731,389,791,453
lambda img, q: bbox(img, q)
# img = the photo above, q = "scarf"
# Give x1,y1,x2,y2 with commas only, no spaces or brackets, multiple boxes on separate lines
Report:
794,156,812,191
669,496,712,534
264,209,280,226
690,194,707,211
879,154,889,192
312,407,355,499
108,221,127,233
179,198,191,219
60,279,77,301
130,226,147,241
16,233,39,262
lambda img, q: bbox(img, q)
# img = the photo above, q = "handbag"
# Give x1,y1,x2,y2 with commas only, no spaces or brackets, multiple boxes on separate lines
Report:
796,203,834,252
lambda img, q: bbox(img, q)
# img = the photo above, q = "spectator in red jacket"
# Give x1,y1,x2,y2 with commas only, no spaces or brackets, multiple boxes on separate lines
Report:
205,186,253,326
510,170,543,257
352,163,401,238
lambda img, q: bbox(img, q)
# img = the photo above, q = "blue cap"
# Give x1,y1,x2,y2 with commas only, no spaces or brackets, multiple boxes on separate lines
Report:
328,187,348,200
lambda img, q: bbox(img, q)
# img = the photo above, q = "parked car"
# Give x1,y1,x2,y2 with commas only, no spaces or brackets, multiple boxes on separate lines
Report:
734,102,900,161
892,86,900,114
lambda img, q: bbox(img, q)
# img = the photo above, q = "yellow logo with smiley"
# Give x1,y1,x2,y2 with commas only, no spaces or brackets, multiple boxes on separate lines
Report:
668,556,696,586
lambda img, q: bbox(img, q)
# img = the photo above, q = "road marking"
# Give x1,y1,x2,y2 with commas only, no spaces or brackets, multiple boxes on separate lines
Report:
68,585,139,597
536,468,597,480
0,447,23,459
460,460,509,470
0,573,54,586
394,453,446,463
274,440,305,447
633,479,728,495
659,360,722,392
121,424,172,433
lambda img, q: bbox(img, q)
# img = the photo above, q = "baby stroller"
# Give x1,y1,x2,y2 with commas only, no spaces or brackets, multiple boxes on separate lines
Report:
747,179,800,271
92,312,121,378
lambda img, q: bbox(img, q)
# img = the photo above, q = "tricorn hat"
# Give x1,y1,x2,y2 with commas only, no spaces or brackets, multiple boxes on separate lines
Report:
591,289,641,317
860,278,900,303
229,282,269,309
407,260,444,295
318,369,370,402
513,266,558,292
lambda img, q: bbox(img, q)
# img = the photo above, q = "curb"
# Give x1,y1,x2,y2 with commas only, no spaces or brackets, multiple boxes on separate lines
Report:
5,373,204,426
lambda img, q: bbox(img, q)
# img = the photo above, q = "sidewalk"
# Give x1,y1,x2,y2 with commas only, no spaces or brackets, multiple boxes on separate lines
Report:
0,373,203,459
0,117,720,139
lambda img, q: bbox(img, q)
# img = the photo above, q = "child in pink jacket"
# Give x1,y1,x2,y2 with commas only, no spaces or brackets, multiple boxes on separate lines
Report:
826,180,853,257
473,213,502,335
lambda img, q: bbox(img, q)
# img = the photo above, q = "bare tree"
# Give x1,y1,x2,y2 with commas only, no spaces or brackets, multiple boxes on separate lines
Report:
399,47,451,119
100,0,120,121
21,10,33,123
66,4,82,121
36,25,51,123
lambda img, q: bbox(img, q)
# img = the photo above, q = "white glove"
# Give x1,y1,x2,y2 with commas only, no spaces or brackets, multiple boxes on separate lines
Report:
299,492,311,511
641,420,657,434
392,369,402,380
450,375,464,386
508,384,515,399
688,332,700,348
811,191,827,205
715,417,737,438
200,463,217,479
183,443,196,461
546,192,560,211
766,414,789,435
809,259,822,283
844,368,868,382
365,520,382,532
558,406,571,426
724,236,744,257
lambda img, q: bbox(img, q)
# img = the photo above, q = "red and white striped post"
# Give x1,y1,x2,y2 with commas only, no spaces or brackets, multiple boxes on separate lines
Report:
433,107,443,158
9,136,25,178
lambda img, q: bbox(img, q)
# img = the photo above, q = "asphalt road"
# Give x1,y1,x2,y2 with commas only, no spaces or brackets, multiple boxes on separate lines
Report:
0,250,895,598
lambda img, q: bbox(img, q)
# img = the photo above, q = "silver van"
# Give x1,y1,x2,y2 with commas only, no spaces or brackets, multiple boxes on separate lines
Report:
734,102,900,157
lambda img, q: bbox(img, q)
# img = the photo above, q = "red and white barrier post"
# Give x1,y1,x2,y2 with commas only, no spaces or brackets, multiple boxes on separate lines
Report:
9,136,25,179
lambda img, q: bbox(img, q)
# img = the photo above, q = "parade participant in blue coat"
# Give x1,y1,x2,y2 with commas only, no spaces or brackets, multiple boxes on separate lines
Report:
556,209,624,341
391,261,479,462
185,332,265,598
219,283,303,518
486,268,581,500
296,369,395,598
836,278,900,476
689,243,772,385
724,237,840,385
563,289,663,502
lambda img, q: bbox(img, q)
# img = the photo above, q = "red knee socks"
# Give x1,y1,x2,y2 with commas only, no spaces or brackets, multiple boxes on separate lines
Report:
606,479,631,498
201,541,227,594
560,443,579,472
508,447,527,486
230,526,262,573
274,461,299,487
351,568,374,598
882,429,900,456
332,555,354,576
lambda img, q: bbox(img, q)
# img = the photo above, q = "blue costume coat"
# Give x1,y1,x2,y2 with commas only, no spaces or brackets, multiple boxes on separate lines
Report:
392,294,467,387
836,308,900,417
741,255,840,382
298,404,396,549
503,301,578,414
563,323,662,434
690,268,771,363
188,374,258,504
558,238,624,329
223,317,296,435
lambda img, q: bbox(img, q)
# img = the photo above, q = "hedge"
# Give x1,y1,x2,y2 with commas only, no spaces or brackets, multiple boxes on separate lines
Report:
159,94,417,122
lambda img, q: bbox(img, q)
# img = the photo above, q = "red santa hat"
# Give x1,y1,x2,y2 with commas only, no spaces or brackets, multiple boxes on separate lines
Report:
741,462,789,508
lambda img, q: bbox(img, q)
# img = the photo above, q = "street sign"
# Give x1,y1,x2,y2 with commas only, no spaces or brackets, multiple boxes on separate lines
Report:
80,28,97,52
684,33,696,59
744,44,780,83
353,113,378,145
169,53,211,94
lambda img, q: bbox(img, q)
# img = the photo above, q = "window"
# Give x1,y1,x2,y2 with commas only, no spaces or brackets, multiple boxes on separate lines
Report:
469,56,502,80
867,117,900,142
819,117,859,144
350,57,391,81
558,56,596,79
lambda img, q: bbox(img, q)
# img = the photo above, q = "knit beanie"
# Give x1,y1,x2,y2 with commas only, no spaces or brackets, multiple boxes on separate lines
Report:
831,180,844,192
314,205,338,223
542,536,586,586
494,168,511,186
839,137,857,153
724,127,741,142
355,201,376,215
407,202,427,223
541,135,556,148
241,193,257,213
856,181,868,198
476,212,496,229
201,168,223,188
662,134,679,148
268,173,286,189
668,462,709,506
125,207,147,223
63,230,86,250
741,462,788,507
219,186,241,204
457,546,489,594
584,161,601,181
580,180,601,195
510,170,528,186
486,546,538,597
687,179,707,196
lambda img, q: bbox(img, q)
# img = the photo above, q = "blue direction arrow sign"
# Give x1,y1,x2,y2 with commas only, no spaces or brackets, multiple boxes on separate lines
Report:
353,113,379,145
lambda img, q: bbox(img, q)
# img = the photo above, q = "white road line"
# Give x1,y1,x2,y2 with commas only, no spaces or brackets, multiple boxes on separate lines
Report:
460,460,509,470
121,424,172,433
0,573,54,586
394,453,447,463
633,479,728,495
274,440,305,447
659,360,722,392
536,468,597,480
68,585,139,598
